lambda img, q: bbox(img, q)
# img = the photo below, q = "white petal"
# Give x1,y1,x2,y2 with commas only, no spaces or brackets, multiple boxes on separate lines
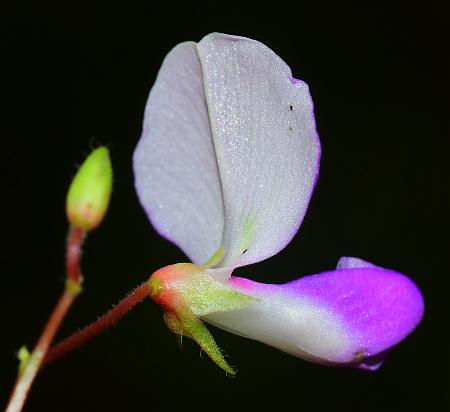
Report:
197,33,321,267
204,278,352,364
134,33,320,268
336,256,378,269
133,42,224,264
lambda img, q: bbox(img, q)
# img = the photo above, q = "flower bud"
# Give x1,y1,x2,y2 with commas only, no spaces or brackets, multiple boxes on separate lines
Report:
66,147,113,230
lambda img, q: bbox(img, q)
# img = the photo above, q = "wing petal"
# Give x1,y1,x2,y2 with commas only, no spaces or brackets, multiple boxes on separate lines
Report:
134,42,224,264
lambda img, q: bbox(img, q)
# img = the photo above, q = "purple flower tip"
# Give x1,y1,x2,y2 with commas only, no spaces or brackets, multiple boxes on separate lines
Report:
287,266,425,363
213,263,424,368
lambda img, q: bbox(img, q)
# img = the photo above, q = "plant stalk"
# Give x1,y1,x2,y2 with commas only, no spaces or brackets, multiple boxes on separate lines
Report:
4,226,84,412
45,282,151,366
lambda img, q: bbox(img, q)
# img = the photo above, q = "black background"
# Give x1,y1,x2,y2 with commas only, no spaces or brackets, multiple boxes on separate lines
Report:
1,1,448,411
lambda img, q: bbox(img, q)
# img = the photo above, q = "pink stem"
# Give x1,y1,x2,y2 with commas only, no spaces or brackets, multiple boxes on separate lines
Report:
5,226,85,412
45,282,151,366
66,226,85,283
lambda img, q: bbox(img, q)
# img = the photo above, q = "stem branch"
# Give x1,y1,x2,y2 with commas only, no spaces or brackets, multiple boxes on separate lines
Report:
45,282,150,366
5,286,80,412
4,226,84,412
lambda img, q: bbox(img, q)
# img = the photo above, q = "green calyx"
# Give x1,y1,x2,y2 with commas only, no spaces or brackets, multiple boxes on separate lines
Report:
66,147,113,231
182,269,259,317
149,263,259,375
164,311,236,376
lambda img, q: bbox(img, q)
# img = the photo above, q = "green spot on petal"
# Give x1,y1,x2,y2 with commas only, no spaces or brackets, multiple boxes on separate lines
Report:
203,246,225,267
240,213,257,253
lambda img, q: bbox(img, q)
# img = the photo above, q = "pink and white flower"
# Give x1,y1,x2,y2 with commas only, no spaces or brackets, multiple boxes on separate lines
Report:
133,33,424,373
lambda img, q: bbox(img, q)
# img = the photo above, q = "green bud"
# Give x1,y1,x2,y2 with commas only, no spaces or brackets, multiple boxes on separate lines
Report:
17,345,30,374
66,147,113,230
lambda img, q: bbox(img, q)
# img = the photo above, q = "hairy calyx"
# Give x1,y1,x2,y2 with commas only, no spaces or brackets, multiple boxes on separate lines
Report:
149,263,259,374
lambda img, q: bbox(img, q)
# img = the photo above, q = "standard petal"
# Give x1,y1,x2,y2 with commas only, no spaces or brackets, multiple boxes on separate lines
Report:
204,264,424,367
133,42,225,264
134,33,320,267
197,33,321,267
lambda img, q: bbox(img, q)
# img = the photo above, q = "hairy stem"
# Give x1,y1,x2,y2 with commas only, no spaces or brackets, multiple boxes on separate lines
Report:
4,226,84,412
45,282,151,366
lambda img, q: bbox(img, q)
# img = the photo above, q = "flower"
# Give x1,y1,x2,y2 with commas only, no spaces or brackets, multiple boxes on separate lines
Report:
133,33,424,374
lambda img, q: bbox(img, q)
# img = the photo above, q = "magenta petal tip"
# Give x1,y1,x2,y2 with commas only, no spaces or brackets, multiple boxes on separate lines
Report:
286,265,424,365
206,260,424,369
